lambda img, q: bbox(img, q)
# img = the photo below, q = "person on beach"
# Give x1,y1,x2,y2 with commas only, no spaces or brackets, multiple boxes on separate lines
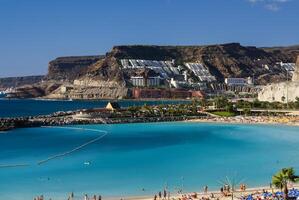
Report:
154,194,157,200
84,194,88,200
68,192,74,200
34,195,44,200
227,185,230,192
204,185,208,194
98,195,102,200
211,193,214,198
159,191,162,199
163,189,167,199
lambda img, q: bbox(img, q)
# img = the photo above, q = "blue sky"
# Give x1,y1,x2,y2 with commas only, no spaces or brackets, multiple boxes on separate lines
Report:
0,0,299,77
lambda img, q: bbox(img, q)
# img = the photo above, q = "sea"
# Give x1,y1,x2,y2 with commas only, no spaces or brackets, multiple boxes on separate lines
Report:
0,98,189,118
0,99,299,200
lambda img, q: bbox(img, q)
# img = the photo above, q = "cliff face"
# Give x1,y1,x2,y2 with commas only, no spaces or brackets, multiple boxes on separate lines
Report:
97,43,297,84
45,43,299,99
6,82,61,98
6,43,299,99
82,56,125,83
292,56,299,82
0,75,44,90
262,45,299,62
55,55,127,99
47,56,104,81
259,56,299,103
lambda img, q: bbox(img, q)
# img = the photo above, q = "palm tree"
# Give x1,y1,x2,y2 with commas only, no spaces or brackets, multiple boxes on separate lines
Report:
218,175,245,200
272,168,299,200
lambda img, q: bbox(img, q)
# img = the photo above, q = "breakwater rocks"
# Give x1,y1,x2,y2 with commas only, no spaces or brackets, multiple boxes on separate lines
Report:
0,109,208,131
0,111,76,131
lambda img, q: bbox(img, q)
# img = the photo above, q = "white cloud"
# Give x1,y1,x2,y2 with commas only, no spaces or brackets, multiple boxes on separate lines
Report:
247,0,292,11
265,3,280,11
248,0,291,2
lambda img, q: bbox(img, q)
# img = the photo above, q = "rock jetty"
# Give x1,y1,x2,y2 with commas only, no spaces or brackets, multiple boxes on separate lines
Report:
0,105,208,131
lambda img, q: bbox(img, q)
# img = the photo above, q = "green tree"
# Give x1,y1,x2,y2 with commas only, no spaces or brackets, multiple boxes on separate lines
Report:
199,98,207,109
253,99,261,108
281,96,286,103
225,103,234,112
295,97,299,109
272,168,299,200
214,96,229,109
243,107,251,116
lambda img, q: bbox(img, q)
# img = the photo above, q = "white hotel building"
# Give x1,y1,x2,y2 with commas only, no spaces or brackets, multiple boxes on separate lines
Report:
130,76,161,87
225,77,253,86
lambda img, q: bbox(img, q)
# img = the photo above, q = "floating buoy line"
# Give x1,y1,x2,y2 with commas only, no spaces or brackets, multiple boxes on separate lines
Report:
0,126,109,168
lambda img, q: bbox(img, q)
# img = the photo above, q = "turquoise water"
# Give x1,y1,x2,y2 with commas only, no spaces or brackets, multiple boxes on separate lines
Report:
0,99,188,118
0,122,299,199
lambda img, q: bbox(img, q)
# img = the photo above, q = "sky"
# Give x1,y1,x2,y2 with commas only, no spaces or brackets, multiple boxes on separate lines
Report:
0,0,299,77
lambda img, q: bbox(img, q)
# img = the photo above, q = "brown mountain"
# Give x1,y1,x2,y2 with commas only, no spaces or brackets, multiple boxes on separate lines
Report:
83,43,298,85
47,55,104,81
4,43,299,99
0,75,44,90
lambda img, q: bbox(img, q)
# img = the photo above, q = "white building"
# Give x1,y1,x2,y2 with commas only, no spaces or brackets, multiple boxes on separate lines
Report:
185,63,216,82
130,76,145,87
60,85,73,93
277,62,296,72
120,59,179,79
130,76,161,87
147,77,161,87
225,78,247,86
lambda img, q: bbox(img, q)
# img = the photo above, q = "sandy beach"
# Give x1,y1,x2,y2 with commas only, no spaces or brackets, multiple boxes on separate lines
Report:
124,185,299,200
186,115,299,127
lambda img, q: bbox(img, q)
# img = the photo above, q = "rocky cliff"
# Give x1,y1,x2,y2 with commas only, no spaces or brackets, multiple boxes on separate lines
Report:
262,45,299,62
0,75,44,90
47,56,104,81
6,43,299,99
258,56,299,103
98,43,297,84
292,56,299,82
47,54,128,99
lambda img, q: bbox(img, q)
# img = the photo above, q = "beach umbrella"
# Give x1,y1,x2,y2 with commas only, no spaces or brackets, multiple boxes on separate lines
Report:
246,195,253,200
263,192,272,197
289,191,295,197
276,191,283,196
267,192,273,197
289,189,299,197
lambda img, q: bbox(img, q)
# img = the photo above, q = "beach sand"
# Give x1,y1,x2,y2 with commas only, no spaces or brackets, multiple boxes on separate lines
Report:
124,185,299,200
186,115,299,127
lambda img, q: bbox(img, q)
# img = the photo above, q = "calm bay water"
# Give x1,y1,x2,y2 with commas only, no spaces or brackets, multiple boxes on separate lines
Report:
0,99,188,118
0,122,299,200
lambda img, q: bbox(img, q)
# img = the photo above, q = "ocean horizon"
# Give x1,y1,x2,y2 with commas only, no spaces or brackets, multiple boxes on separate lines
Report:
0,98,189,118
